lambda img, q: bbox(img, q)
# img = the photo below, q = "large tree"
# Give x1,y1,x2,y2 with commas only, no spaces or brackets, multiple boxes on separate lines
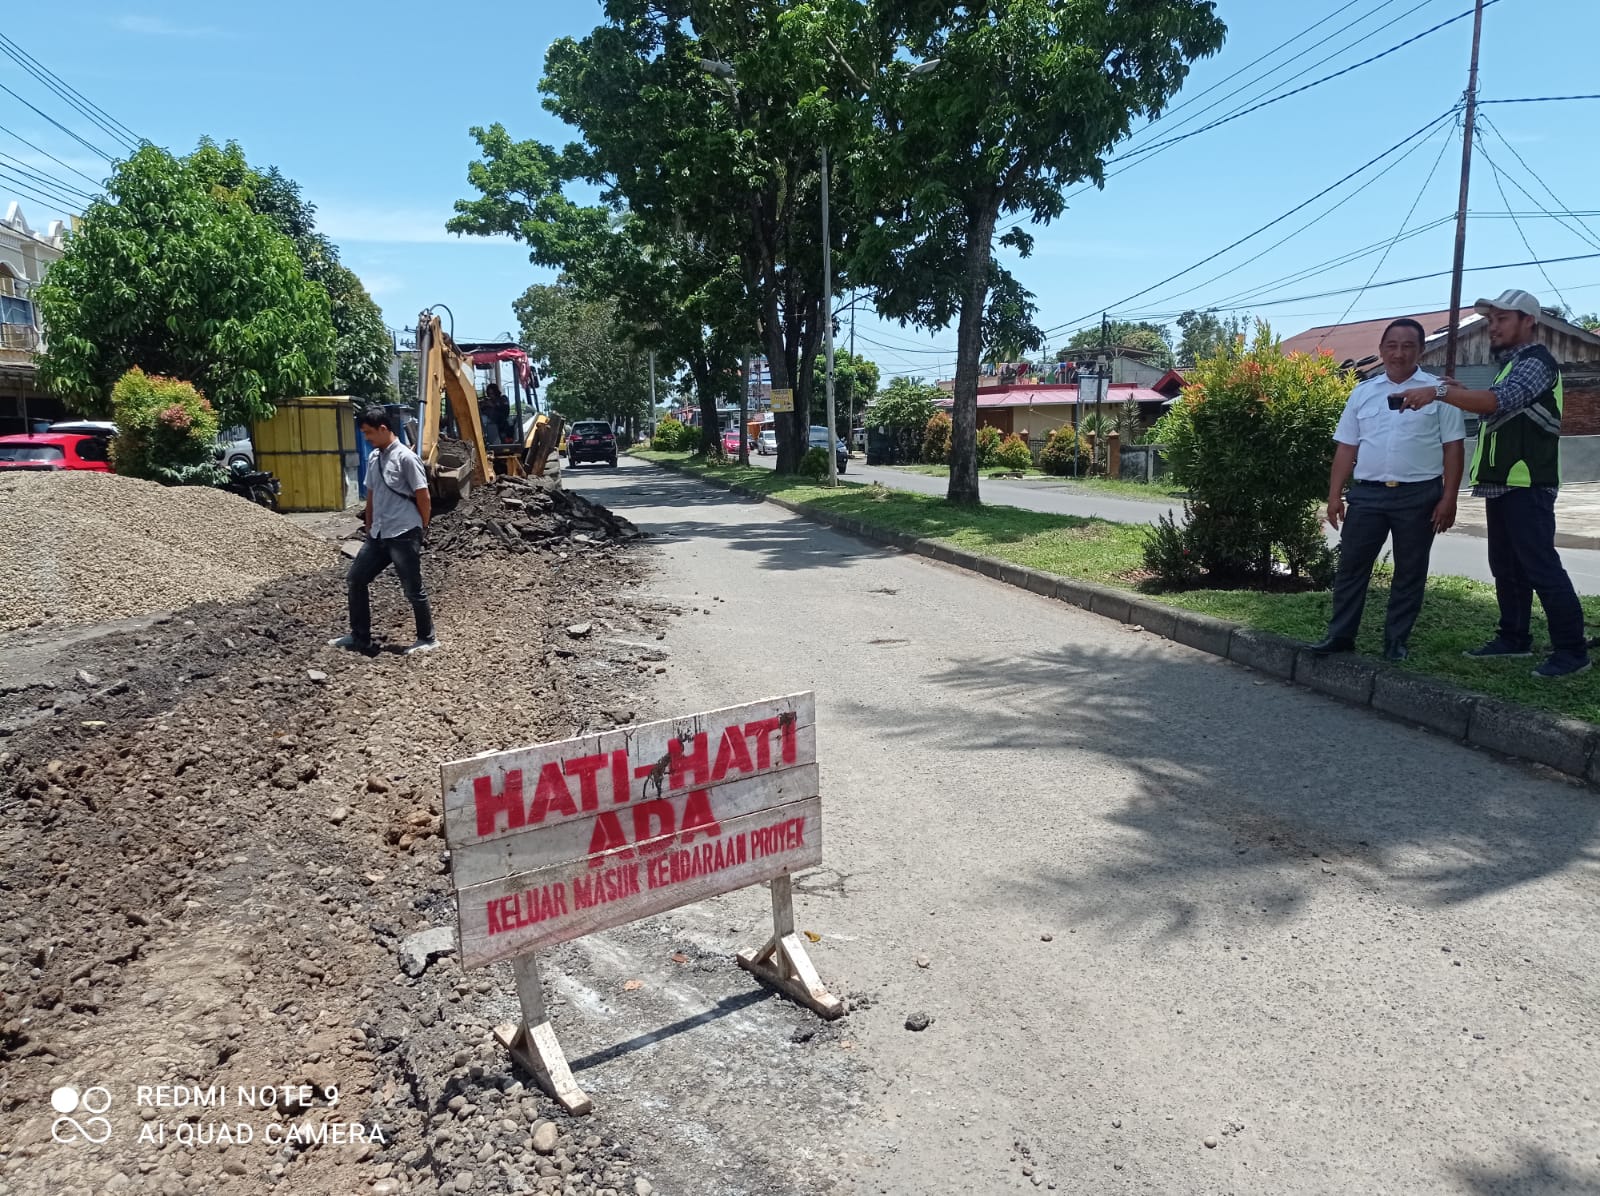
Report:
1060,319,1174,368
529,0,872,473
190,142,396,403
1175,308,1249,367
513,281,653,428
809,349,880,433
450,132,749,450
37,144,335,426
853,0,1226,502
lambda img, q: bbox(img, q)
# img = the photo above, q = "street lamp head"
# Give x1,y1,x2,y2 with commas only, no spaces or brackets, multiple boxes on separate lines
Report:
698,57,736,80
908,58,942,77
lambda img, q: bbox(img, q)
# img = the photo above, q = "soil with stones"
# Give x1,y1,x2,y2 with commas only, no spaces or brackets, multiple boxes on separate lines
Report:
429,477,643,560
0,495,679,1196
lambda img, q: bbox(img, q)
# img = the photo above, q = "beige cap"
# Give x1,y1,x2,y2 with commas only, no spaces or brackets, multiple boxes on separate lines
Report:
1474,288,1541,318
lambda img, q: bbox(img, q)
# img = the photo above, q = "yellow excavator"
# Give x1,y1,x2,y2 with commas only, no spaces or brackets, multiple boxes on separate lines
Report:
414,310,562,500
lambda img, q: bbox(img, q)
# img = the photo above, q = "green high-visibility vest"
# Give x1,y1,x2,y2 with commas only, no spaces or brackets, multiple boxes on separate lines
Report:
1469,344,1563,489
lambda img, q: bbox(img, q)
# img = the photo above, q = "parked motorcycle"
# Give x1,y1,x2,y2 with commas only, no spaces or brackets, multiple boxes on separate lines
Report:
220,460,281,510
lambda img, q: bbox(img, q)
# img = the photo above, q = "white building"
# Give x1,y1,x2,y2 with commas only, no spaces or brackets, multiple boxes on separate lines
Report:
0,202,69,434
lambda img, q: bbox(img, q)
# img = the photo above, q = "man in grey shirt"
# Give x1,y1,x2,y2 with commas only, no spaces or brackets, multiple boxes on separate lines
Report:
330,408,438,655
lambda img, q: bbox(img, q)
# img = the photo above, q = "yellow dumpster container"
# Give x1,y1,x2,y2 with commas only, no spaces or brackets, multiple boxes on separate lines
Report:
251,395,359,512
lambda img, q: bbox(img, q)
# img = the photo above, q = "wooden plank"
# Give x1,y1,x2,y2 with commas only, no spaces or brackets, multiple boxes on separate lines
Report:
441,692,816,852
456,797,822,969
451,763,820,887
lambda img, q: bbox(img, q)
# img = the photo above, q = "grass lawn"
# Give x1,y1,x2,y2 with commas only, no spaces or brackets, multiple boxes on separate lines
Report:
632,449,1600,723
881,462,1186,501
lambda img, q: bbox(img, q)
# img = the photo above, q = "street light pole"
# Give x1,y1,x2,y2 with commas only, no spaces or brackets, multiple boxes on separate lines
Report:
822,142,838,487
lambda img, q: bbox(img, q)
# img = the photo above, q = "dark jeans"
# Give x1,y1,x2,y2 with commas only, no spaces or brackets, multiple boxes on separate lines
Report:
1325,479,1440,648
347,529,434,644
1485,488,1587,656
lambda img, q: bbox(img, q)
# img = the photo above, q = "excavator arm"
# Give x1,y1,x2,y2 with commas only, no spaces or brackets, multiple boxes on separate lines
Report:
416,312,492,499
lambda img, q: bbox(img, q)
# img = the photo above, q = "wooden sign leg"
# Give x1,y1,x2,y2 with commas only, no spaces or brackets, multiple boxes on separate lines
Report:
492,953,593,1115
737,875,844,1020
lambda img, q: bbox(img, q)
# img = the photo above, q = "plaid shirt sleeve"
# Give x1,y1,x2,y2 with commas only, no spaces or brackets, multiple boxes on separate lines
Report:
1491,351,1559,415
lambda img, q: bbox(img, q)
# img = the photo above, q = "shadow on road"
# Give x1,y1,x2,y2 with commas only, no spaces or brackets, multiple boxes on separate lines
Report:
852,639,1600,933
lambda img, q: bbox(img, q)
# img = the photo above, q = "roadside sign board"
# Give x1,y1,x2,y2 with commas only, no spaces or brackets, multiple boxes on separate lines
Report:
769,388,794,413
440,693,837,1113
442,693,819,969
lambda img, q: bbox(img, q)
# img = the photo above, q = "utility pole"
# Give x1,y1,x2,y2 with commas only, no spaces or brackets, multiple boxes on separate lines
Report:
1444,0,1486,377
739,349,751,465
822,143,838,487
849,293,857,459
1097,312,1109,472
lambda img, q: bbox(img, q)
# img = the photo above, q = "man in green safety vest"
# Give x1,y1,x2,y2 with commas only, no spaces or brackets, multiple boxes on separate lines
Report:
1396,289,1589,679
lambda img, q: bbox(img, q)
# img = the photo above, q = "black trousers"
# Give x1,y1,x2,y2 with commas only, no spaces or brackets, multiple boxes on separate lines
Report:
347,529,434,643
1325,479,1441,648
1485,488,1587,656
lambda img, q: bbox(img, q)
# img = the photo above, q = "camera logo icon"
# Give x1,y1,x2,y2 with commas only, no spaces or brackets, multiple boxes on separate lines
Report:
50,1086,113,1144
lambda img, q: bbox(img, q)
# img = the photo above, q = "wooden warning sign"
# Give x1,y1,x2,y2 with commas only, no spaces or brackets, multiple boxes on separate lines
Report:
440,692,839,1114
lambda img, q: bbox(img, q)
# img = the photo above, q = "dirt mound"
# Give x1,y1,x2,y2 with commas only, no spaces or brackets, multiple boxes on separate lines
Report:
431,475,643,558
0,532,672,1195
0,471,334,634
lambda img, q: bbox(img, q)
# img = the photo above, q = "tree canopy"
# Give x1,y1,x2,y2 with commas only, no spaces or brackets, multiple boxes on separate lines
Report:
36,143,336,427
1060,320,1174,368
850,0,1226,501
513,281,653,427
1175,309,1250,366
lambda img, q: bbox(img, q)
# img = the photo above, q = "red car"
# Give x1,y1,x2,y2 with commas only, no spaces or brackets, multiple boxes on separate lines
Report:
0,432,113,472
721,428,748,456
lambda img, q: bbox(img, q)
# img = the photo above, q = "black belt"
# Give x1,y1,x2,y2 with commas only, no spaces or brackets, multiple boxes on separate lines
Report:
1351,478,1440,488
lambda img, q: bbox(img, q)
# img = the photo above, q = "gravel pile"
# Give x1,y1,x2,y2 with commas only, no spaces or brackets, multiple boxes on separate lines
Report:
0,471,334,633
431,476,643,558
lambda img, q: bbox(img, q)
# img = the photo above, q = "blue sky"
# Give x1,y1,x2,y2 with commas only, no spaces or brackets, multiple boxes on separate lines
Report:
10,1,1600,381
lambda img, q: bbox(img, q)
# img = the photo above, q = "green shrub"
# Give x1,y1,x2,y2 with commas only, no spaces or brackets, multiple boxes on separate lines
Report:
1038,425,1086,476
993,433,1034,472
869,377,941,430
651,416,692,451
976,424,1003,467
1142,510,1201,587
1147,323,1351,586
921,411,951,464
108,367,222,484
798,447,829,480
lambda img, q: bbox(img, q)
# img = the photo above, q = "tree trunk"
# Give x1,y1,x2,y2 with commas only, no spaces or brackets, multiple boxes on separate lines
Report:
948,205,998,505
690,357,721,457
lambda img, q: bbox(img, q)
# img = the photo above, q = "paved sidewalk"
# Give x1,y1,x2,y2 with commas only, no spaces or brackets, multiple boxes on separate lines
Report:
1452,483,1600,549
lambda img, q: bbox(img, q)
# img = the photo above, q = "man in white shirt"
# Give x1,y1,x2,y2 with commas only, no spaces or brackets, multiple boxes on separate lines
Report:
1309,318,1466,661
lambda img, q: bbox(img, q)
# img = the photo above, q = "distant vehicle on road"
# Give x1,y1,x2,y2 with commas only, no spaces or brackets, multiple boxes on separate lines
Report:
758,428,777,456
49,419,118,437
567,420,618,467
721,427,753,457
217,425,254,470
0,432,113,472
809,425,847,474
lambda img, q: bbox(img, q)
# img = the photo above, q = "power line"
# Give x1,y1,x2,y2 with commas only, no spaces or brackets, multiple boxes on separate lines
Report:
0,145,95,202
1040,106,1459,336
0,79,115,162
1113,0,1492,169
1135,114,1457,314
1481,95,1600,105
1140,252,1600,316
1317,114,1459,339
1480,142,1567,310
997,0,1460,239
0,158,91,209
0,121,105,190
1478,113,1600,251
0,32,141,150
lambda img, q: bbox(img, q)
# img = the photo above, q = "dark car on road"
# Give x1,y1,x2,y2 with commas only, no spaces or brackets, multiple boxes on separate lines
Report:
567,420,618,468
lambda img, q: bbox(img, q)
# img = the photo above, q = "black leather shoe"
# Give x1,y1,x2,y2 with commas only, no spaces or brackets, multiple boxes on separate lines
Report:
1383,643,1409,662
1307,636,1355,657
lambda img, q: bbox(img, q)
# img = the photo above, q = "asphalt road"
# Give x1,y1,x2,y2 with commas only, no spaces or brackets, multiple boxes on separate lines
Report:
739,452,1600,595
561,456,1600,1196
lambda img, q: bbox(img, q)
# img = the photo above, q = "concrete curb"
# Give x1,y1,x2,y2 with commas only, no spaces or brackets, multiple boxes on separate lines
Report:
633,454,1600,790
1451,523,1600,551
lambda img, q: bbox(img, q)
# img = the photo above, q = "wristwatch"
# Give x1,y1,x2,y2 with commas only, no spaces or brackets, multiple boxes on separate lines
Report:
1435,381,1450,400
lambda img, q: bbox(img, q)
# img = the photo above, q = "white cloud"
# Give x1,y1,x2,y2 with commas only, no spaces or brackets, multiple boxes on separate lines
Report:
313,202,489,245
358,272,404,297
116,14,231,37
